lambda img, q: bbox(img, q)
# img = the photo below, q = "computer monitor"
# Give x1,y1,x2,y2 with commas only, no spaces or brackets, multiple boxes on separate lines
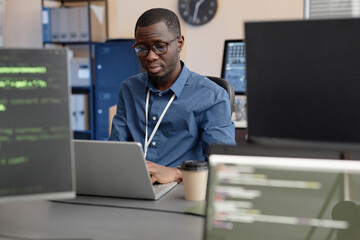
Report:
0,48,75,202
205,145,360,240
245,18,360,151
221,40,246,94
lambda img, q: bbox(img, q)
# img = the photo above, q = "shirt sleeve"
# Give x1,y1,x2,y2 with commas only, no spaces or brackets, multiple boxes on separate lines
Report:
108,86,131,141
200,88,236,157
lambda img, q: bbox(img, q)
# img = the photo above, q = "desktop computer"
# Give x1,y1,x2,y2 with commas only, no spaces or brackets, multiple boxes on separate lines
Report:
0,48,75,202
221,39,246,94
206,145,360,240
245,18,360,151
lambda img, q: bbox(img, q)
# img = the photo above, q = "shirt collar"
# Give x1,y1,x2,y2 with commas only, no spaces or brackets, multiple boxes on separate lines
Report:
145,61,189,98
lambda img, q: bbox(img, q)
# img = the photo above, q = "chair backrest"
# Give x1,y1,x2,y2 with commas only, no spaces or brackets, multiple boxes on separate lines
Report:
109,104,117,136
206,76,235,113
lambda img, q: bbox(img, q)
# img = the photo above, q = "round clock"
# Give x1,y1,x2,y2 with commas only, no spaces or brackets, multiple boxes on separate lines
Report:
178,0,218,26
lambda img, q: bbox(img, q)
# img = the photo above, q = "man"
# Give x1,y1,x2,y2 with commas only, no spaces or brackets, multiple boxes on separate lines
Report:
109,8,235,183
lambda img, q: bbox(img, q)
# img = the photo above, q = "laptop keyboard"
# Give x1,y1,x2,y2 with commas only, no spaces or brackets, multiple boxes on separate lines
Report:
153,182,176,195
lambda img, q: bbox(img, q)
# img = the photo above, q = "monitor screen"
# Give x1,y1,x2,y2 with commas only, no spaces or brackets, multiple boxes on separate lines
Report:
245,18,360,149
206,145,360,240
221,40,246,94
0,48,75,202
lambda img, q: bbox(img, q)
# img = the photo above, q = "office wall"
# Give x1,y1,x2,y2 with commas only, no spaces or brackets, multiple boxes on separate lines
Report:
109,0,304,76
3,0,303,76
3,0,42,48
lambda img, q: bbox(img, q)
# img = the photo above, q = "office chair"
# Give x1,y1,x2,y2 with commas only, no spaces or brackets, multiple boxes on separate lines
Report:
206,76,235,113
109,105,117,135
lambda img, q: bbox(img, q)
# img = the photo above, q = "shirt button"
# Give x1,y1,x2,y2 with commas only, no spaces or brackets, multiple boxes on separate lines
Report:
152,116,157,121
152,142,156,146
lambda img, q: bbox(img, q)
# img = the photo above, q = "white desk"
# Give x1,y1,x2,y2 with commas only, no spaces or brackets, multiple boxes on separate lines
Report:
0,184,204,240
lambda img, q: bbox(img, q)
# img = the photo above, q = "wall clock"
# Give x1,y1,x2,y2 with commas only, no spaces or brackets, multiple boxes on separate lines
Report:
178,0,218,26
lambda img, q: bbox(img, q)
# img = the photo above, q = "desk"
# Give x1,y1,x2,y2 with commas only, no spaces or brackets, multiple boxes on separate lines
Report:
57,182,199,214
0,184,204,240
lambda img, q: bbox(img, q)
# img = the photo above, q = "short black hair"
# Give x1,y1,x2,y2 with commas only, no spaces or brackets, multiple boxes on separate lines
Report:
134,8,181,37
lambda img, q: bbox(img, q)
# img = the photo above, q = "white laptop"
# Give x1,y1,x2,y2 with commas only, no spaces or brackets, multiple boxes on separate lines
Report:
73,140,177,200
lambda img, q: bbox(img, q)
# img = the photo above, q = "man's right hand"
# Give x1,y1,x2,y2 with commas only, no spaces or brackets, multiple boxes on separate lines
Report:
146,160,182,184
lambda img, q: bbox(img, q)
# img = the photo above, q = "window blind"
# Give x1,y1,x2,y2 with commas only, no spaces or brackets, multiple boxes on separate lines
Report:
304,0,360,19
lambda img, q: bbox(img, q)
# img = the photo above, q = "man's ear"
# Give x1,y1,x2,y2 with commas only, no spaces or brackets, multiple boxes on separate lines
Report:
178,35,185,52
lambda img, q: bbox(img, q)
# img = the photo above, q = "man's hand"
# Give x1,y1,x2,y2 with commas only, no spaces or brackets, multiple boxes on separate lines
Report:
146,160,182,184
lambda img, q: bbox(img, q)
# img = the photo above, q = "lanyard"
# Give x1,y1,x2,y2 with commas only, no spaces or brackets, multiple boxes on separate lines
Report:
144,89,176,158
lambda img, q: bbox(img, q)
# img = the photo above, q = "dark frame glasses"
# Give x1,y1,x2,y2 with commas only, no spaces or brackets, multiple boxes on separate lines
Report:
132,36,180,57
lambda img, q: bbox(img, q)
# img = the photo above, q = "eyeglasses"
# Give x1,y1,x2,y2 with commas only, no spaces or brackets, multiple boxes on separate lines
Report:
132,36,180,57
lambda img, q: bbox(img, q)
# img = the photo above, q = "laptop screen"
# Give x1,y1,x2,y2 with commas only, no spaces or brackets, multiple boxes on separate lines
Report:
205,147,360,240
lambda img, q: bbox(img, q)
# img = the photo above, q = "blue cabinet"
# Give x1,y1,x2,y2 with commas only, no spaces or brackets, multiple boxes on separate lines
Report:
94,40,141,140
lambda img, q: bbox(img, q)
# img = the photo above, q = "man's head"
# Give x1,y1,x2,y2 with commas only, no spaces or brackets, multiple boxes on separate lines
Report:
134,8,181,39
133,8,184,88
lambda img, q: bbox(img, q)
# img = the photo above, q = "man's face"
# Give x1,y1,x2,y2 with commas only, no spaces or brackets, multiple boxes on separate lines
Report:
134,22,183,84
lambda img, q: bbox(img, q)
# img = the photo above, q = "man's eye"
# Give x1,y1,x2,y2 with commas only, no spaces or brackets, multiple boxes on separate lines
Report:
154,43,166,51
155,43,166,48
136,45,147,51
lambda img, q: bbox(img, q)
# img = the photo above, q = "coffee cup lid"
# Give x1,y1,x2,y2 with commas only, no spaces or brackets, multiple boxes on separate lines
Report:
181,160,208,171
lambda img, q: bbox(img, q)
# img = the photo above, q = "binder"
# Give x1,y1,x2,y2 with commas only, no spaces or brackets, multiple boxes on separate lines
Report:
59,7,69,42
70,57,90,87
70,94,77,130
76,94,89,131
68,7,80,42
79,7,89,41
90,5,106,42
42,7,52,42
70,94,89,130
50,8,60,42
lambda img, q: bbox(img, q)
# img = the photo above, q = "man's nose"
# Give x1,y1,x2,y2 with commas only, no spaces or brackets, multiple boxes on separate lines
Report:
145,47,159,60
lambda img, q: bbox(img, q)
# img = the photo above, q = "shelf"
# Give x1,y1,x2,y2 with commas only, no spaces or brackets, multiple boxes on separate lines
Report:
72,86,92,92
42,0,108,140
44,0,106,2
44,41,105,45
234,121,247,129
73,130,93,140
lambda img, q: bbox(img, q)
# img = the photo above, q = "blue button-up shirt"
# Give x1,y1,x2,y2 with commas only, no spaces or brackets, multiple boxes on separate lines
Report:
109,62,235,167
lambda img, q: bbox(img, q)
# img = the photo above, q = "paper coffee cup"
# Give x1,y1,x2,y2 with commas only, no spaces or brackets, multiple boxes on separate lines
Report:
181,160,209,201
